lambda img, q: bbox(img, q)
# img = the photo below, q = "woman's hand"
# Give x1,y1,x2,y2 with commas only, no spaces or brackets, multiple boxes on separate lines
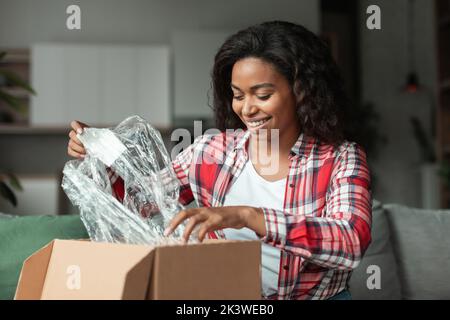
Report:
164,206,267,243
67,120,89,159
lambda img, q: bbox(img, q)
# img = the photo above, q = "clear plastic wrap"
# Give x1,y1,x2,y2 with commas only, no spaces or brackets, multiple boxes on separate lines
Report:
62,115,190,245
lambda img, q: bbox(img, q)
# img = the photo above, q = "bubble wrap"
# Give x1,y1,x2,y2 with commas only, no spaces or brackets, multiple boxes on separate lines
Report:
62,115,192,245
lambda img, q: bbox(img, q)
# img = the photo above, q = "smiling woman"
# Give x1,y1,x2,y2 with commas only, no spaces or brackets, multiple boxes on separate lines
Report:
166,21,372,300
231,58,298,134
212,21,348,145
229,57,300,181
67,21,372,301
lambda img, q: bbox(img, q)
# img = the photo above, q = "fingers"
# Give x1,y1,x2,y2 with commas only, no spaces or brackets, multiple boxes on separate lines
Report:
67,130,86,158
67,145,85,159
68,120,89,159
197,214,224,242
165,209,208,243
164,209,192,237
69,130,83,146
164,209,220,243
197,220,215,242
182,212,207,243
70,120,89,134
165,210,187,236
69,140,85,154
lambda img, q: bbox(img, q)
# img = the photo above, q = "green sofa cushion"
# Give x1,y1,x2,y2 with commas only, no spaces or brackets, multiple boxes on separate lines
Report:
0,214,88,300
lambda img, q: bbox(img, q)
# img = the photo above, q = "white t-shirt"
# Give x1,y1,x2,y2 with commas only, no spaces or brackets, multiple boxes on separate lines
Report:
222,158,286,298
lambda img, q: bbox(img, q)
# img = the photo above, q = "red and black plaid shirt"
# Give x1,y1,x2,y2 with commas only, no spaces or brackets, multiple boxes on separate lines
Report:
110,129,372,300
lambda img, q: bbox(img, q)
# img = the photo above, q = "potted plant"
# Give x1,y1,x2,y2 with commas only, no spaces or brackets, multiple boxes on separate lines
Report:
0,51,35,206
343,101,387,192
0,51,35,121
0,173,22,207
345,101,386,161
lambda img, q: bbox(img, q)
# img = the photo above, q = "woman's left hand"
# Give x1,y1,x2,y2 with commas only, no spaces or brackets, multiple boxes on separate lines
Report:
164,206,266,243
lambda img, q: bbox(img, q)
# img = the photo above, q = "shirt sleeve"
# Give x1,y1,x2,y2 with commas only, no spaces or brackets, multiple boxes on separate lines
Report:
258,143,372,271
171,136,203,206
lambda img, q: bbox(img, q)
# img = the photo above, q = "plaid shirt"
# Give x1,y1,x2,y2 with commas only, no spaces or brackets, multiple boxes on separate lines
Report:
110,129,372,300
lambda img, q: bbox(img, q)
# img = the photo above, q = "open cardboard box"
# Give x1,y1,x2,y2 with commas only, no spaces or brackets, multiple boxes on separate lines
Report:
14,239,261,300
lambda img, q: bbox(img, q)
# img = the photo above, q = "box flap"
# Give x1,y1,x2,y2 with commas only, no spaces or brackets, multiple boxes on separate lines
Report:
15,240,55,300
149,240,261,300
40,240,155,300
122,250,155,300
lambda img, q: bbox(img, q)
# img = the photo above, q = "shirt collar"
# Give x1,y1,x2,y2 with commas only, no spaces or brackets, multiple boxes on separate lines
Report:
233,129,316,160
234,129,251,151
289,132,316,159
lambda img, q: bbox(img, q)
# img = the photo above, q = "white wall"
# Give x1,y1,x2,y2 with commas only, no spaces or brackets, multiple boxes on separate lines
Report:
172,30,232,120
0,175,60,215
31,44,171,127
0,0,320,215
0,0,320,123
0,0,319,47
359,0,437,207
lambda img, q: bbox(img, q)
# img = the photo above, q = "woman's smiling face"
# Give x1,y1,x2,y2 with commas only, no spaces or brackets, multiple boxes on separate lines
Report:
231,57,299,135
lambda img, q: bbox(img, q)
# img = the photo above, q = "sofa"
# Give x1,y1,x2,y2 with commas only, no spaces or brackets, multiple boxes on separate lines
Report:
1,200,450,300
0,213,88,300
349,200,450,299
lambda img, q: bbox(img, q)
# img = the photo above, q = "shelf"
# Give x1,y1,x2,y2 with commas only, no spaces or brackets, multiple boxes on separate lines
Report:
0,49,30,64
0,124,176,135
0,125,70,135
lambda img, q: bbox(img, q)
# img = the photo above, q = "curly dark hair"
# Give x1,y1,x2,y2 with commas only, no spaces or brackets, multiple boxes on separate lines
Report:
212,20,350,146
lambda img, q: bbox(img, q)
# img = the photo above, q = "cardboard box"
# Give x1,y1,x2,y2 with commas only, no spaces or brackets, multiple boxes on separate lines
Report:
14,239,261,300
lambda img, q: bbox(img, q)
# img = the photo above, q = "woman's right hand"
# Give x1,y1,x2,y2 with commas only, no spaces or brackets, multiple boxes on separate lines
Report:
68,120,89,159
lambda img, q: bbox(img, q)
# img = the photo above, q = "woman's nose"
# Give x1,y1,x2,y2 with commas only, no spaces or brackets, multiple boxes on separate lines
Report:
242,98,259,117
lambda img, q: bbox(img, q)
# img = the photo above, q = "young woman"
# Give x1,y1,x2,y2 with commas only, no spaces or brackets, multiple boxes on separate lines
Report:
68,21,372,300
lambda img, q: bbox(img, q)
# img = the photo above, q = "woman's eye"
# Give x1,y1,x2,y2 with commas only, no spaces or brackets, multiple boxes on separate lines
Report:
257,94,272,101
232,94,272,101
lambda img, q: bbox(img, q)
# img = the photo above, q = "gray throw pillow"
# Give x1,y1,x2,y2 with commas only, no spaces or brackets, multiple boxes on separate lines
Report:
349,200,402,299
384,204,450,300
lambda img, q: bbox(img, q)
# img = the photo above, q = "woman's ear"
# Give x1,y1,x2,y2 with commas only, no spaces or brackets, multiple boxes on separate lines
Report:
293,81,305,104
298,90,305,103
295,90,305,106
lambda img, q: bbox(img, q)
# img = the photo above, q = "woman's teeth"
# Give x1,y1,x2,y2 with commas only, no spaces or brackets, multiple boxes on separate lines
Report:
247,118,271,127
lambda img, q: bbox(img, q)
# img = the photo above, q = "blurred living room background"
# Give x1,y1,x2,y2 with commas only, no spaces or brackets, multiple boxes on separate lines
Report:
0,0,449,216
